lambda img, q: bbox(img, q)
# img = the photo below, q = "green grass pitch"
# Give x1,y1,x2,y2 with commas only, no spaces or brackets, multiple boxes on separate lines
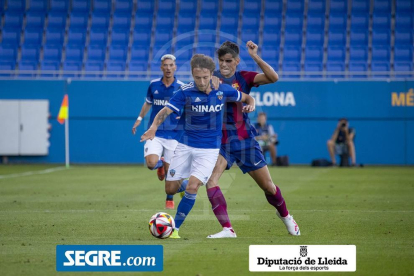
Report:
0,165,413,276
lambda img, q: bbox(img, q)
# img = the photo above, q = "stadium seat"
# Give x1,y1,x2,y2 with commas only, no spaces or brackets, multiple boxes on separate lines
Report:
200,0,219,13
174,48,193,62
69,12,89,29
42,45,62,62
285,13,303,30
348,62,368,78
329,13,347,30
112,12,131,30
89,28,108,46
264,0,283,13
306,13,325,30
86,45,106,61
194,47,215,57
243,0,261,13
286,0,304,13
263,14,282,30
371,62,390,78
7,0,25,11
180,0,198,13
326,62,345,78
219,27,238,43
154,29,173,46
175,29,195,48
242,14,260,30
177,12,196,31
221,0,240,13
84,61,104,78
240,60,257,71
330,0,347,13
350,30,369,46
111,28,130,45
91,12,110,29
396,0,413,12
305,29,324,46
220,13,239,30
137,0,154,13
372,13,391,29
157,0,176,13
351,0,370,13
23,28,43,45
371,29,391,45
349,46,368,62
45,28,65,45
305,46,323,62
114,0,133,13
47,12,67,29
3,12,23,29
395,12,413,29
282,63,301,78
134,11,153,30
284,29,303,46
128,62,148,78
262,29,281,46
65,44,84,62
394,45,413,62
67,28,87,46
132,29,151,46
40,61,60,77
394,30,413,45
1,28,21,45
304,62,323,78
72,0,91,12
156,12,175,29
283,46,302,62
151,45,172,60
106,61,126,78
308,0,325,13
93,0,112,12
18,61,38,76
327,46,346,62
149,62,162,77
28,0,47,11
62,61,82,77
50,0,68,12
371,46,390,61
25,11,46,28
198,13,217,30
20,45,40,62
328,30,346,46
241,29,259,43
195,31,216,46
394,62,413,77
130,46,149,62
350,13,369,30
373,0,390,12
261,46,280,64
0,61,16,76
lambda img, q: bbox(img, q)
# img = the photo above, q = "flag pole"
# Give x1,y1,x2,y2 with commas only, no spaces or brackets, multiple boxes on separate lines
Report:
65,115,70,168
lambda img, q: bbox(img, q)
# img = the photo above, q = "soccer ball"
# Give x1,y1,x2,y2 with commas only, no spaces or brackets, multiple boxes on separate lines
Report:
148,212,175,239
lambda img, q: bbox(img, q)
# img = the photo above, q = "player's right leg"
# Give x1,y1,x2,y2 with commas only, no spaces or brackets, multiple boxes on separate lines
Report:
327,139,337,165
144,137,165,178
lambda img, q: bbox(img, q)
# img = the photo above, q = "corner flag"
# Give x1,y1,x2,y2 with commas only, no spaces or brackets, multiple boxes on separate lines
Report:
57,94,68,124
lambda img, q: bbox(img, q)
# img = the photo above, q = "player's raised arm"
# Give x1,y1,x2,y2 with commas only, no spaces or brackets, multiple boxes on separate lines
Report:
246,41,279,85
140,107,174,142
240,92,255,113
132,102,152,135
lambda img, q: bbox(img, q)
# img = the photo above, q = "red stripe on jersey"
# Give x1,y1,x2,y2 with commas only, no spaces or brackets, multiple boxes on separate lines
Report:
233,102,249,140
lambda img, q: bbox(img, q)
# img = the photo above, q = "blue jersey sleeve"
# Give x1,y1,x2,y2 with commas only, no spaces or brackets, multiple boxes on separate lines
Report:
166,89,185,114
145,85,153,104
223,85,242,103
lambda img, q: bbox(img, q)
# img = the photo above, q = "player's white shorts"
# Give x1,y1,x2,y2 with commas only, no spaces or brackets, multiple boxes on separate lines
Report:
166,143,220,185
144,136,178,164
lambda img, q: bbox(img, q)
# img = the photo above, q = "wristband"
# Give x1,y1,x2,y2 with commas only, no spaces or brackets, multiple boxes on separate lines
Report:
137,116,143,121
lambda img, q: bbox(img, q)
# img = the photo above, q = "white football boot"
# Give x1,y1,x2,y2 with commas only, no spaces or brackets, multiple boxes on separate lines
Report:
207,227,237,239
277,212,301,236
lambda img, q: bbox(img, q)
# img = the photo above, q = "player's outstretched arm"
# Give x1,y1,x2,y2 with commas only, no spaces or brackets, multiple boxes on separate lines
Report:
140,107,173,142
132,102,152,135
241,92,255,113
246,40,279,85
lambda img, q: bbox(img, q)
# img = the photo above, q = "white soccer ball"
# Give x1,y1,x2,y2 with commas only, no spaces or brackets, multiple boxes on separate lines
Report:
148,212,175,239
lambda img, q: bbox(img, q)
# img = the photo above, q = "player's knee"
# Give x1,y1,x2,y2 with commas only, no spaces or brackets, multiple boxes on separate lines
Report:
146,161,158,170
262,181,276,194
327,140,334,147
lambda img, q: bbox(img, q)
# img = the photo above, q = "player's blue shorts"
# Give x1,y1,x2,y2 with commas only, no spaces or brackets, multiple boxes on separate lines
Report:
219,137,267,174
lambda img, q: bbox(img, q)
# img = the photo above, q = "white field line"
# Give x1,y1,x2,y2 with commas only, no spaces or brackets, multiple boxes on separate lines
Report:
0,167,67,180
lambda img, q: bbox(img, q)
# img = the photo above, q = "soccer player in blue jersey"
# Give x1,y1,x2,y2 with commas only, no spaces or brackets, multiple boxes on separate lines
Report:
141,54,255,239
132,54,187,210
205,41,301,238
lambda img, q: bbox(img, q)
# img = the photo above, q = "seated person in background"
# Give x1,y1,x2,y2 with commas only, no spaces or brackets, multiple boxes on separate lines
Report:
327,118,356,166
255,112,278,166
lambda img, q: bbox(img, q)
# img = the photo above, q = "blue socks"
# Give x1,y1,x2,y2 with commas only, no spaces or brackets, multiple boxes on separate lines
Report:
174,191,197,230
151,159,163,170
177,180,188,193
166,194,173,201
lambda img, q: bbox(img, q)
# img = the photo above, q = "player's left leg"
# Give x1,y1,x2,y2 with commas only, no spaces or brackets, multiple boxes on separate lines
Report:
347,140,356,166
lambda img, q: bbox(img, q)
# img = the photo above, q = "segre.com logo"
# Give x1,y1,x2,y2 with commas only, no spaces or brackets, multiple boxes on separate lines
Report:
56,245,163,272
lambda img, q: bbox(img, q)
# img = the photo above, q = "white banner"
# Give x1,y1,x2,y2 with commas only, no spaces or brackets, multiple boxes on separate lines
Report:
249,245,356,272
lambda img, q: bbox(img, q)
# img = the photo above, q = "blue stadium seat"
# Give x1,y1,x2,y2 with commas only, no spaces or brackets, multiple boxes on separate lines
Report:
371,62,390,78
330,0,347,13
25,11,46,28
306,13,325,30
221,0,240,13
20,45,40,62
350,30,368,46
194,47,215,57
114,0,133,13
91,12,110,29
134,11,153,30
348,62,368,78
196,31,216,45
284,29,303,45
154,29,173,46
219,27,238,42
174,48,193,62
372,29,391,45
264,0,283,13
200,0,219,13
286,0,304,13
67,28,87,46
242,14,260,30
40,61,60,77
180,0,197,13
86,45,106,61
371,46,390,61
394,30,413,45
283,46,301,62
7,0,25,11
137,0,154,13
373,0,390,12
372,13,391,29
329,13,347,30
1,28,21,45
62,61,82,77
128,62,147,78
328,30,346,46
326,62,345,78
176,62,191,75
262,29,281,46
130,46,149,61
351,13,369,30
28,0,47,11
394,62,413,77
112,12,131,29
111,28,130,45
175,29,195,48
351,0,370,13
45,28,65,45
89,28,108,45
42,45,62,62
0,0,3,12
308,0,325,13
93,0,112,12
304,62,323,78
18,61,38,76
285,13,303,30
69,12,89,29
261,46,279,64
394,45,413,62
50,0,68,12
243,0,261,13
72,0,91,12
152,45,172,60
282,63,301,78
3,12,23,29
157,0,176,13
241,29,259,43
327,46,346,62
220,13,239,29
263,14,282,30
177,12,196,31
23,28,43,45
198,13,217,30
0,61,16,76
306,29,324,45
84,61,104,78
65,44,84,61
106,61,126,78
349,46,368,61
156,12,175,29
305,46,323,62
47,12,67,28
396,0,413,12
132,29,151,46
240,60,257,71
395,12,413,29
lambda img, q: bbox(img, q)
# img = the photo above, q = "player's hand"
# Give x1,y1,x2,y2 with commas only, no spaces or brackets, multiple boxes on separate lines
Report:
211,76,221,89
246,41,258,56
140,127,156,142
242,104,255,113
132,120,141,135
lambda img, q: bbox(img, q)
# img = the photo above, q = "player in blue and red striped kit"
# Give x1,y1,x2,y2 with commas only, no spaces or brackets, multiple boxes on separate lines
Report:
206,41,301,238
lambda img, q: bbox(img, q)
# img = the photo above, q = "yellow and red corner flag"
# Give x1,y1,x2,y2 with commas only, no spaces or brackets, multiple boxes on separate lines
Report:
57,94,68,124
